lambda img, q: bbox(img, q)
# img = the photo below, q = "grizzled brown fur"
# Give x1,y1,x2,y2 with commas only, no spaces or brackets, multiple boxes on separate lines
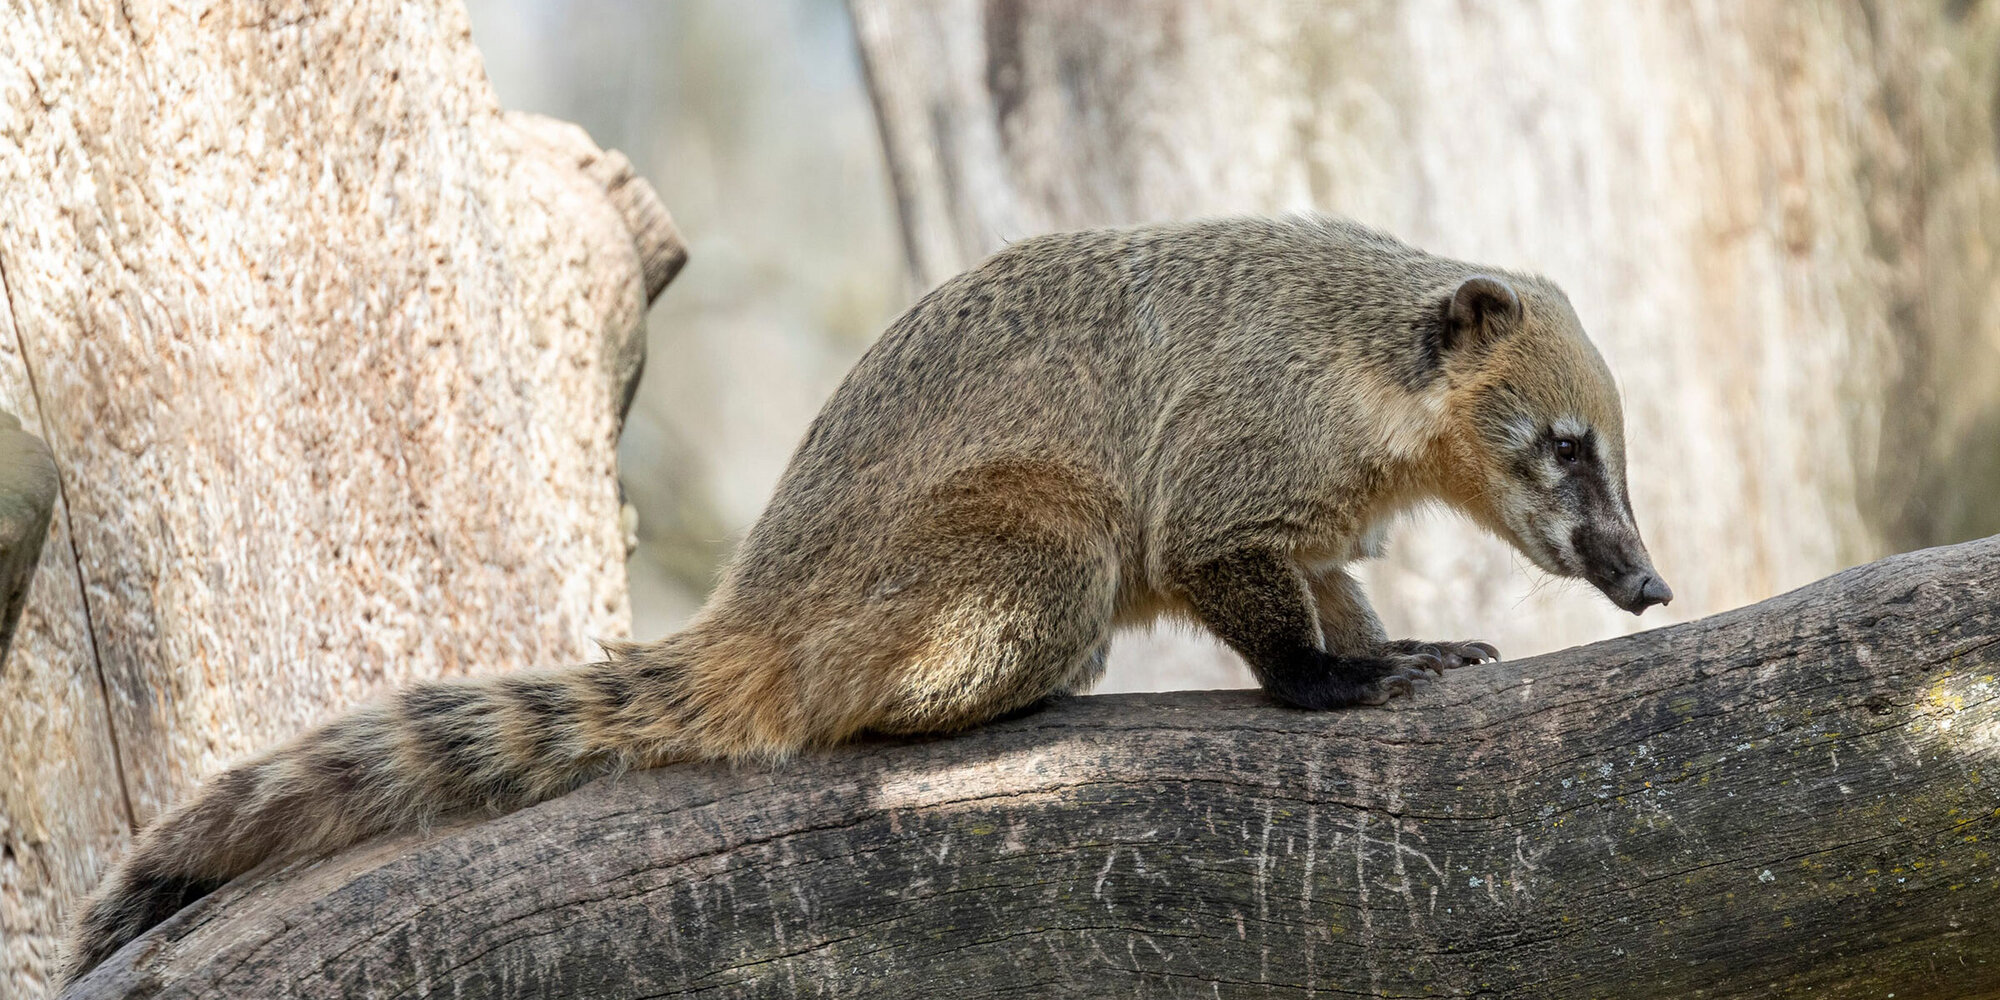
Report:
64,215,1668,984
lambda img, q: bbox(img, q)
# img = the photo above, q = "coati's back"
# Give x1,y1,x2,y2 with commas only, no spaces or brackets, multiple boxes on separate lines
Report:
719,226,1145,596
724,215,1461,599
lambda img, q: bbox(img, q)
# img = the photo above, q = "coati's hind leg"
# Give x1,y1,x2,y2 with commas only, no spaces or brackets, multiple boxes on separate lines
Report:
1172,551,1493,710
866,532,1117,735
864,461,1121,736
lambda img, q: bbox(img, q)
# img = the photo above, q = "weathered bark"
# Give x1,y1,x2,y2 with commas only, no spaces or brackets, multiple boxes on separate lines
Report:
849,0,2000,691
0,1,685,993
63,536,2000,999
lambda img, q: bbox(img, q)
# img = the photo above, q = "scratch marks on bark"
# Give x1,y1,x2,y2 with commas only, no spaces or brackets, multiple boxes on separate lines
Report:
1253,799,1274,984
1349,810,1381,997
1300,756,1321,996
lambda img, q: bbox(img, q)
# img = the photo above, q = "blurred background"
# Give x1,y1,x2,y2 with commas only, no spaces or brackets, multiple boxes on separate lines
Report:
468,0,906,630
468,0,2000,690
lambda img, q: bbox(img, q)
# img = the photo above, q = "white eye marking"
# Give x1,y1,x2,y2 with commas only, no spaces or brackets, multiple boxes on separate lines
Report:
1600,460,1628,512
1542,514,1578,568
1502,416,1539,451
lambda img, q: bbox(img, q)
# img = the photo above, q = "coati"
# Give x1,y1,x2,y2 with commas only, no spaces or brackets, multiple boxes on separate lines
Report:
64,214,1670,983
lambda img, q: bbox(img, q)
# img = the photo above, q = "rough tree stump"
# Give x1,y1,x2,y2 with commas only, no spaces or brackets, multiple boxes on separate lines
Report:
65,537,2000,999
0,2,686,993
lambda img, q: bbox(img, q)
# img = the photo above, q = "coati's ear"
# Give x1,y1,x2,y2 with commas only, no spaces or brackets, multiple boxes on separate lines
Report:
1441,275,1522,354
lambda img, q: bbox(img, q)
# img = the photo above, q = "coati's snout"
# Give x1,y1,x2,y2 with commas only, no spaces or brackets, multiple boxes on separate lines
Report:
1437,274,1670,617
1493,419,1672,617
1573,520,1672,615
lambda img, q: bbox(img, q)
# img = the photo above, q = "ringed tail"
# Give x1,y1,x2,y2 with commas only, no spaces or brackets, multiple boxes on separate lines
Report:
61,650,701,985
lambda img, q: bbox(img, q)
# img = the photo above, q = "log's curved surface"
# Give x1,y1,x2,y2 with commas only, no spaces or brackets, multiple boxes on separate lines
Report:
67,538,2000,999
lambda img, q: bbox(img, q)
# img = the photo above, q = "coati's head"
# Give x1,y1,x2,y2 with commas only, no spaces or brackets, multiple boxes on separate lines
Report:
1430,274,1672,616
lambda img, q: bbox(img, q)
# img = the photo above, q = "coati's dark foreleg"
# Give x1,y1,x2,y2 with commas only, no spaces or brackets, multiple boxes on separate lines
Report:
1173,549,1439,710
1308,569,1500,671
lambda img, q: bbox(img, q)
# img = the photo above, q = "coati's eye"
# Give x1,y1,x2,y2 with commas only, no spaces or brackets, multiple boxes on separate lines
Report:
1554,438,1580,464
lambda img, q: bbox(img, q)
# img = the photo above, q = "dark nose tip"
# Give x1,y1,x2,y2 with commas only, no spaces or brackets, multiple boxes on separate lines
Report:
1638,574,1673,610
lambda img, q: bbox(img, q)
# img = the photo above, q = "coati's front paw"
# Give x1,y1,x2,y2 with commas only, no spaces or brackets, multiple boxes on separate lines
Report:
1354,657,1440,706
1381,639,1499,673
1263,645,1493,711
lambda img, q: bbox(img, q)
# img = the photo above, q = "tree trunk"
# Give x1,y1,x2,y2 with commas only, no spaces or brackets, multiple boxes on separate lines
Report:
0,1,685,994
0,413,58,662
60,536,2000,1000
847,0,2000,691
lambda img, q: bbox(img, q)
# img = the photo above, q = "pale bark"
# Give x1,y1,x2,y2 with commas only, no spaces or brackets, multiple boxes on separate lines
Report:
62,536,2000,1000
848,0,2000,691
0,1,684,994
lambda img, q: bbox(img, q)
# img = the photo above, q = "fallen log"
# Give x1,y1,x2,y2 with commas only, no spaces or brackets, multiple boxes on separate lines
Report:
65,537,2000,999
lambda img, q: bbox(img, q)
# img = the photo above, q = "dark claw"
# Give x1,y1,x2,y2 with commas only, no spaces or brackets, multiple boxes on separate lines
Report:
1396,664,1438,686
1387,639,1499,669
1360,668,1425,705
1359,686,1398,706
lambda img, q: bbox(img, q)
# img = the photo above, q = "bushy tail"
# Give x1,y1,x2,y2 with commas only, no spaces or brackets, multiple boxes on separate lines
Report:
62,655,696,985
